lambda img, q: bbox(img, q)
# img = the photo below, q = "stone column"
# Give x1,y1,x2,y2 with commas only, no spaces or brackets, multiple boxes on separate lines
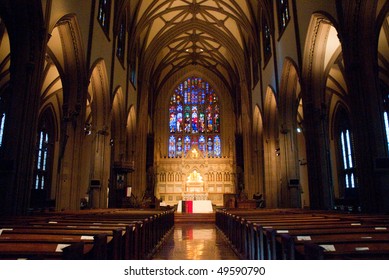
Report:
337,0,387,212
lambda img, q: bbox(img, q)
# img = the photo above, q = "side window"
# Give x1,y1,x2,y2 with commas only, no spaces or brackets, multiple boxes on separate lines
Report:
335,107,357,199
383,90,389,153
261,15,272,66
98,0,111,36
116,14,126,65
276,0,290,36
33,109,55,193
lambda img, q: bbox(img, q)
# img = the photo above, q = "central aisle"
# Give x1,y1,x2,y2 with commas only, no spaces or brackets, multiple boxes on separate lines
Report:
152,223,239,260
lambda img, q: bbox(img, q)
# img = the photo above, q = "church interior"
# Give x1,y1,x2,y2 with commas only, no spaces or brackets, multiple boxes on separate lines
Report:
1,0,389,260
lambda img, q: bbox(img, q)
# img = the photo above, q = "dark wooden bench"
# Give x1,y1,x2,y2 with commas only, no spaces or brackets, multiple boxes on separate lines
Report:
280,231,389,259
0,208,174,260
0,241,87,260
303,241,389,259
216,209,389,260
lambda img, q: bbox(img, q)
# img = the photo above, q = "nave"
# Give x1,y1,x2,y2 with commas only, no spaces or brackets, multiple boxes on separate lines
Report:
152,223,238,260
2,207,389,260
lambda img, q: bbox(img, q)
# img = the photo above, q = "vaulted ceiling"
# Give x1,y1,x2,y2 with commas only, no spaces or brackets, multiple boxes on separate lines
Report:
131,0,261,95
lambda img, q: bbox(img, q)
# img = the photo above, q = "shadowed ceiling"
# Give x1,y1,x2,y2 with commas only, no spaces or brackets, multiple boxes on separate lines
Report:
132,0,261,94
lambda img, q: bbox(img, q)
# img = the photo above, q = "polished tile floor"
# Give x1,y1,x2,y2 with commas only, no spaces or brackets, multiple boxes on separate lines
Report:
152,223,239,260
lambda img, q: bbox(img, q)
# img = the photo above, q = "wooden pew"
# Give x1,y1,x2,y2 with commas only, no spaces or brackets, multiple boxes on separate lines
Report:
1,222,131,260
303,241,389,260
0,229,108,260
0,241,86,260
0,208,174,260
216,209,389,260
280,231,389,259
262,221,389,260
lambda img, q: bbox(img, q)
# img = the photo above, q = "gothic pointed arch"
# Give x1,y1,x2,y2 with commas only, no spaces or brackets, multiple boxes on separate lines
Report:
154,65,235,159
301,12,341,210
31,105,57,209
278,57,303,208
48,14,87,114
126,105,137,162
377,11,389,155
167,76,221,158
80,59,111,208
253,105,265,196
112,87,126,161
263,86,280,208
331,103,357,203
0,17,10,153
46,13,88,211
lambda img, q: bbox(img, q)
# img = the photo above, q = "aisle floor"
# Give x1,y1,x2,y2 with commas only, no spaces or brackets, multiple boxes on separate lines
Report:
152,223,239,260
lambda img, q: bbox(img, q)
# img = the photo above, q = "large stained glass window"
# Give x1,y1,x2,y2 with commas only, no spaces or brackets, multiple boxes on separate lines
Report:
168,77,221,157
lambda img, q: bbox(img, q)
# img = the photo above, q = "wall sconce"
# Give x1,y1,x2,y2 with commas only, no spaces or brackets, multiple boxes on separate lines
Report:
275,148,280,157
84,123,92,135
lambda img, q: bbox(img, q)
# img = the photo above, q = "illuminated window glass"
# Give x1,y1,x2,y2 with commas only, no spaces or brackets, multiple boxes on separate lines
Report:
176,136,183,157
168,77,221,157
98,0,111,36
384,92,389,153
384,111,389,152
276,0,290,35
340,129,355,189
0,113,5,147
262,15,272,65
34,111,54,192
116,15,126,64
168,136,176,158
214,136,221,157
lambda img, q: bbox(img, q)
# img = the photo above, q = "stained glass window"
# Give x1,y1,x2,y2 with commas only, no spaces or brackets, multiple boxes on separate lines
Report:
33,110,54,192
214,135,221,157
176,136,183,157
276,0,290,36
340,129,355,189
0,113,5,147
35,131,49,190
0,96,6,148
168,77,221,157
168,136,176,158
262,15,272,65
98,0,111,36
184,136,191,154
116,14,126,64
385,111,389,153
335,107,357,197
384,92,389,153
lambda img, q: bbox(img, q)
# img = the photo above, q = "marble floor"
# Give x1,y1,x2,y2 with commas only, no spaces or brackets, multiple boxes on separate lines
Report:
152,223,239,260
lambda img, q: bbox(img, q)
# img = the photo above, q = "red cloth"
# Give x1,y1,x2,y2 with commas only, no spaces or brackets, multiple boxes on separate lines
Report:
185,200,193,213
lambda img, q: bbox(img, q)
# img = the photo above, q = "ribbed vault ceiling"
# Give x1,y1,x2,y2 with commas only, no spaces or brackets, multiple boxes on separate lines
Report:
134,0,259,93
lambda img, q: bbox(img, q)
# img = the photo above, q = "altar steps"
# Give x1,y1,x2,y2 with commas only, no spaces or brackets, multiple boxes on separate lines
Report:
174,212,215,223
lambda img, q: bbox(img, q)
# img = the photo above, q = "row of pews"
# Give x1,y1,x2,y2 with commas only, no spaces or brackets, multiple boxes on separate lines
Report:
216,208,389,260
0,208,174,260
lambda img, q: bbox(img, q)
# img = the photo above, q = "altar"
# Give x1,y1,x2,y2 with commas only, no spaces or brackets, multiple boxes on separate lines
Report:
177,200,213,213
